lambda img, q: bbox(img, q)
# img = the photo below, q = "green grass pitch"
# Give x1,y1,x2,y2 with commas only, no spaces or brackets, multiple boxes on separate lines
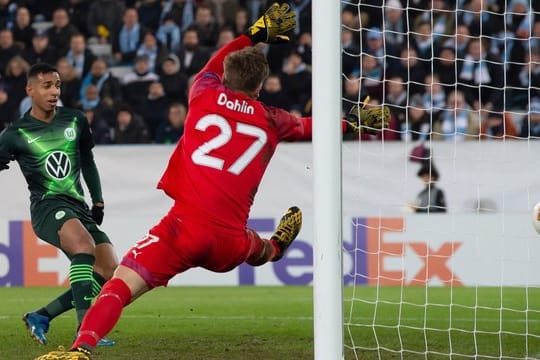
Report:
0,286,539,359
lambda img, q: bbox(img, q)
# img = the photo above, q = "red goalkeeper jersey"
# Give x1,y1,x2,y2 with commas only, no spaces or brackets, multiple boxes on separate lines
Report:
158,35,312,229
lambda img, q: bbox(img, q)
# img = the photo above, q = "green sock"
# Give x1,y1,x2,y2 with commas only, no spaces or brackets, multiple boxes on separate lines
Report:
91,271,106,297
69,253,95,324
37,271,107,320
38,289,74,319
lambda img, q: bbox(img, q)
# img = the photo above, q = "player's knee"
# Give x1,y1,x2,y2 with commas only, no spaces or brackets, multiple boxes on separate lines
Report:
93,263,117,280
99,278,132,306
94,252,119,280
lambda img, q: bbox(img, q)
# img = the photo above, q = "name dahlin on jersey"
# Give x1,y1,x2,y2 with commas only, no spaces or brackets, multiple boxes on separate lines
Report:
217,92,254,115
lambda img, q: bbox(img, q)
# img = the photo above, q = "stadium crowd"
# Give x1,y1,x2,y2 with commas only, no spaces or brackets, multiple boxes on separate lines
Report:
0,0,538,143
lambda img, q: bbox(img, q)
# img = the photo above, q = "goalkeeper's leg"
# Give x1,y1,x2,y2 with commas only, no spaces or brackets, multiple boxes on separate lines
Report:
245,206,302,265
245,228,279,266
73,267,148,353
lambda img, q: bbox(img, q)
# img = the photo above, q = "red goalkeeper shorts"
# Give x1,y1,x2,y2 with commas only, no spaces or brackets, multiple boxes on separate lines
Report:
120,206,262,288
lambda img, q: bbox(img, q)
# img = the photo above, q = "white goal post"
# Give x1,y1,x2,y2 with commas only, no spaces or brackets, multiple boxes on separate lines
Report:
312,1,344,360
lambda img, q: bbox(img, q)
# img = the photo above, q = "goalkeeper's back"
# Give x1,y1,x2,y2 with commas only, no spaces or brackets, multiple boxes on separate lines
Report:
157,34,312,230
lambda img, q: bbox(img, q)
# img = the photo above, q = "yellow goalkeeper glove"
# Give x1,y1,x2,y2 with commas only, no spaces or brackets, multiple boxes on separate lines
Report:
247,2,296,44
346,96,391,135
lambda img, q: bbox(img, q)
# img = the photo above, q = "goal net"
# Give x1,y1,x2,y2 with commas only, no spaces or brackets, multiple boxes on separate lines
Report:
340,0,540,358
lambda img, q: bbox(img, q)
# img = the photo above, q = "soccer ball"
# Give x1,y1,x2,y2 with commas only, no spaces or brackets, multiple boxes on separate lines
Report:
532,201,540,234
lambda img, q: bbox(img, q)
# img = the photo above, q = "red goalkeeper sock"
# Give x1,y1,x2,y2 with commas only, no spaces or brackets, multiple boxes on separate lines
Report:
72,278,132,351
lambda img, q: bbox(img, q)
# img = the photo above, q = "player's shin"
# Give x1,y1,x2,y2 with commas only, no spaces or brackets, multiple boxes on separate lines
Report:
72,278,132,351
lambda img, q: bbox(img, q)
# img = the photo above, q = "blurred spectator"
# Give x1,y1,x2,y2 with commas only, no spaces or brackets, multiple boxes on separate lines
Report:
67,0,92,37
112,105,150,144
80,58,123,109
121,55,160,110
410,162,447,213
177,27,211,77
421,73,446,119
531,20,540,50
5,55,29,113
0,84,15,128
342,28,360,77
458,37,504,111
281,50,311,113
136,31,167,73
113,7,147,65
78,84,101,111
32,0,68,21
383,0,406,49
357,0,382,31
435,89,480,141
441,23,471,60
220,0,242,29
66,33,96,79
158,53,188,104
290,0,312,36
433,45,459,95
215,26,235,50
513,47,540,108
364,27,397,74
0,0,16,29
342,7,360,33
457,0,503,37
79,83,101,111
520,98,540,138
342,76,361,114
358,53,383,99
137,0,163,32
480,111,518,139
84,107,113,144
418,0,454,45
392,47,426,95
155,102,186,144
156,13,181,53
259,73,291,110
160,0,196,32
46,7,78,60
56,57,82,109
384,75,407,127
192,3,219,48
87,0,125,44
0,28,20,76
139,81,170,139
230,7,249,36
509,10,528,59
409,19,433,64
22,30,56,65
295,31,312,65
12,6,34,50
79,82,116,129
401,94,431,142
85,80,117,125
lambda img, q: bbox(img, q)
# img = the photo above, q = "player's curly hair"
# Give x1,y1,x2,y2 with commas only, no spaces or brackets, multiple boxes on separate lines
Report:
223,47,269,97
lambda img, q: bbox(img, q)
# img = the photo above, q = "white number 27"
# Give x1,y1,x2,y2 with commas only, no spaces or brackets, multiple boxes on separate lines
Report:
191,114,267,175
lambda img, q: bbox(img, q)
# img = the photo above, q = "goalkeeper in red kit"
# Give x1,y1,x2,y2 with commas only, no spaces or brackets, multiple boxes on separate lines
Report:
35,3,389,359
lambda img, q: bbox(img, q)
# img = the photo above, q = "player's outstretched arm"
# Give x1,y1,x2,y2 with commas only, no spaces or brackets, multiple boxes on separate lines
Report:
246,2,297,44
344,97,391,135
